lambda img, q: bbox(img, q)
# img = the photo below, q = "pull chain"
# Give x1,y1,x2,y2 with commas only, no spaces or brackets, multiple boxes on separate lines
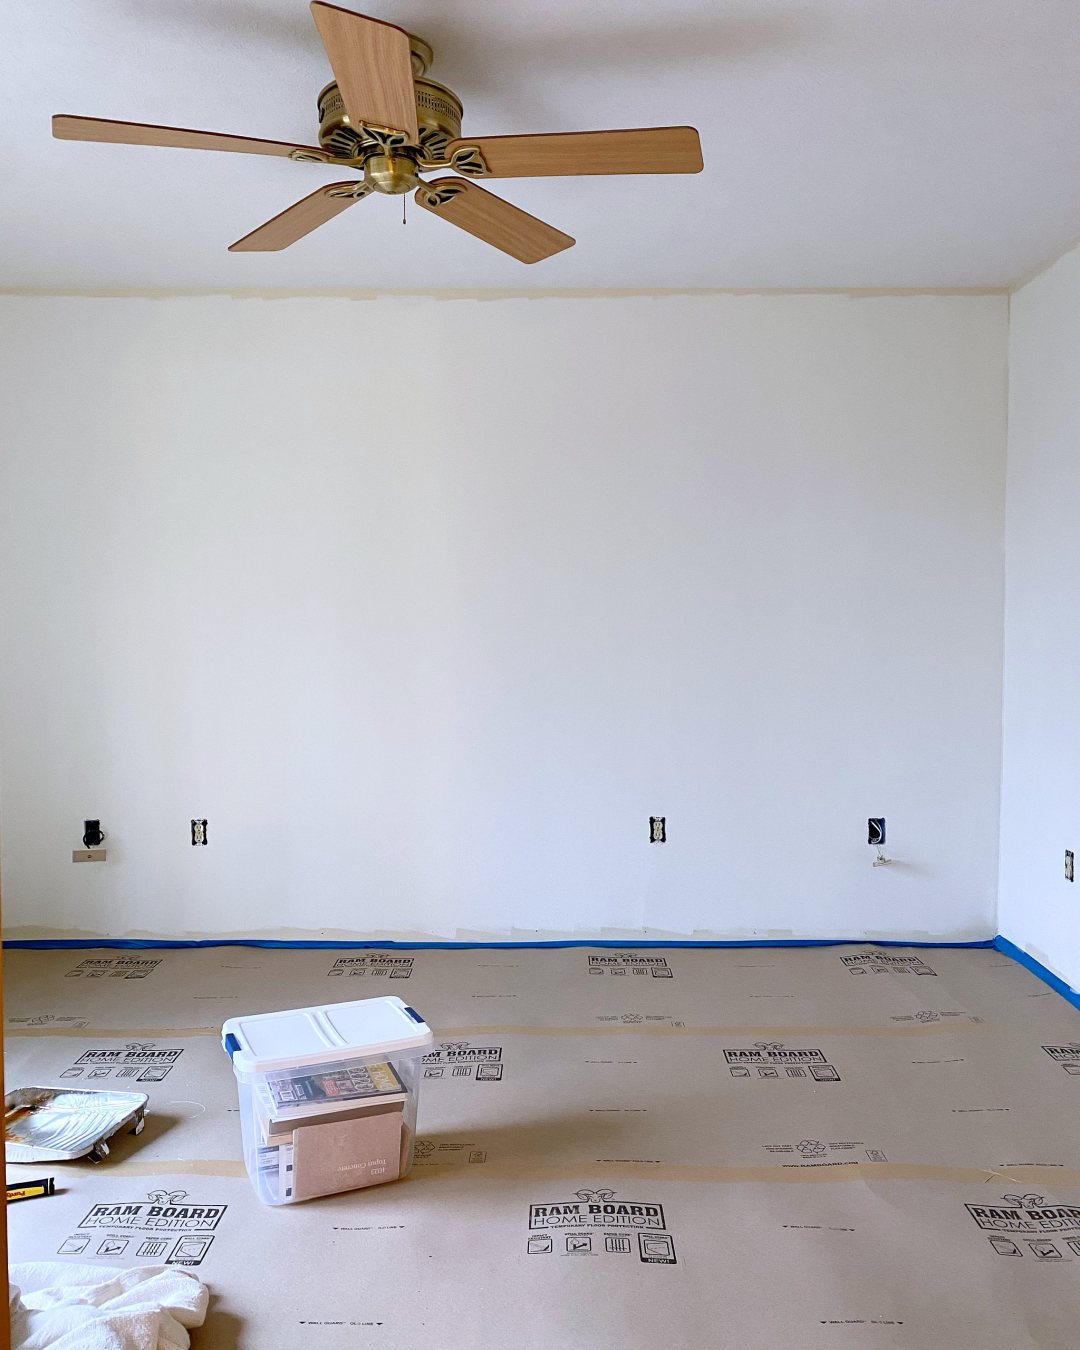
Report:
402,196,407,226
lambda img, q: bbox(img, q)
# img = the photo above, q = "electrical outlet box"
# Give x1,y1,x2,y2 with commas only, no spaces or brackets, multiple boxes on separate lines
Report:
868,818,886,847
191,819,208,846
1067,850,1075,883
72,849,106,863
649,816,666,844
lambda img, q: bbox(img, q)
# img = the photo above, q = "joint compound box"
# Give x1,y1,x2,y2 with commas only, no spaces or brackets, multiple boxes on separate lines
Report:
222,996,433,1206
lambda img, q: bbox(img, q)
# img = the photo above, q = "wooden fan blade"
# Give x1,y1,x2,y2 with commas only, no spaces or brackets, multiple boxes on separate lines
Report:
444,127,703,178
229,183,371,252
53,115,328,160
310,2,418,142
414,179,573,264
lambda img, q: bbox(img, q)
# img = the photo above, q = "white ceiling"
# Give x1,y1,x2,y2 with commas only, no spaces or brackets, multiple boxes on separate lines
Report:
5,0,1080,290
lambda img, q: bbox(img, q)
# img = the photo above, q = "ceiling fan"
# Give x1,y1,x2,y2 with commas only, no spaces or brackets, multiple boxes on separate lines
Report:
52,2,703,264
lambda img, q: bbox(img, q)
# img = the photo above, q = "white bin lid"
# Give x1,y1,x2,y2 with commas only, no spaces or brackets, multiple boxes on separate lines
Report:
222,995,433,1074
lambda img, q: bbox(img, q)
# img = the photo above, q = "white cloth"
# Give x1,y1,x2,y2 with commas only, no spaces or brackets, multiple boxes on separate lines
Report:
10,1262,208,1350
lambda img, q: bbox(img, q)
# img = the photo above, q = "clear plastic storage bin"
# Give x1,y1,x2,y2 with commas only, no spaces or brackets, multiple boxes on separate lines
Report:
222,995,433,1206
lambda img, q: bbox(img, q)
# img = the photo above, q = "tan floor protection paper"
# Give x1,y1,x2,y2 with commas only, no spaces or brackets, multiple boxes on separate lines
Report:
5,943,1080,1347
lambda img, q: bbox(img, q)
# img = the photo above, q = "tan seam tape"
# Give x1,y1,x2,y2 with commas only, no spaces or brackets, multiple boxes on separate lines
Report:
1,1159,251,1179
8,1159,1078,1186
422,1162,1080,1186
5,1026,220,1038
430,1022,988,1038
5,1020,986,1039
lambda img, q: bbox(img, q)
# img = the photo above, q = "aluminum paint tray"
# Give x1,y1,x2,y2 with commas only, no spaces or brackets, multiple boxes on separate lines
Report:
5,1087,149,1163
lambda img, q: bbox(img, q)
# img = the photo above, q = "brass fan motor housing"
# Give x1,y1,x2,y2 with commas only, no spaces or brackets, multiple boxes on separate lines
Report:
316,31,464,183
363,153,419,195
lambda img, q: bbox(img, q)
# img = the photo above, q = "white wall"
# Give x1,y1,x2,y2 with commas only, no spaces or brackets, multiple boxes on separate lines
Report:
1000,248,1080,987
0,293,1007,940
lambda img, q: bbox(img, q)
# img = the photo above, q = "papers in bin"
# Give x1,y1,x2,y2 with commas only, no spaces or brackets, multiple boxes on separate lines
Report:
257,1059,407,1130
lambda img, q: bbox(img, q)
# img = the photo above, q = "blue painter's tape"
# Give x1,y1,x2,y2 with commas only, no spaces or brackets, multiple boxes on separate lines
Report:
3,936,997,952
993,934,1080,1013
